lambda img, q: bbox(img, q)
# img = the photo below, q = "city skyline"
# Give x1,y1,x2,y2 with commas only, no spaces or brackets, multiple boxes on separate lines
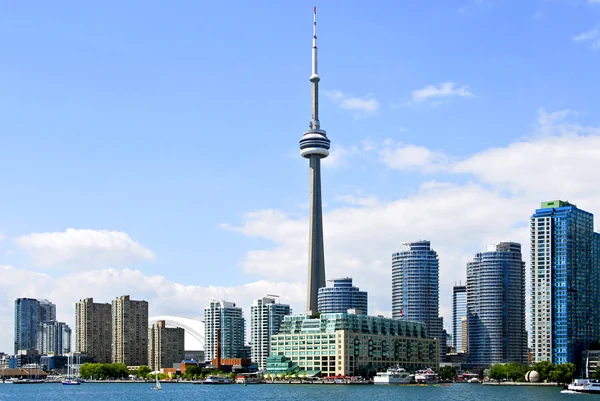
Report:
1,1,600,353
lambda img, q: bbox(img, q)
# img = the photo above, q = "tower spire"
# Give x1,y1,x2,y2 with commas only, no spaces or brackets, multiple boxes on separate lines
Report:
310,6,320,129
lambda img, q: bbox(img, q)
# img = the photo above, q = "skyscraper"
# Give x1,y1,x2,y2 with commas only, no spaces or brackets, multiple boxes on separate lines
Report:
317,277,368,314
466,242,527,366
38,299,56,323
39,321,71,356
204,300,245,363
148,320,184,372
250,296,291,370
75,298,112,363
392,241,444,361
111,295,148,366
452,284,467,352
531,200,600,365
14,298,41,353
35,299,57,353
299,7,331,315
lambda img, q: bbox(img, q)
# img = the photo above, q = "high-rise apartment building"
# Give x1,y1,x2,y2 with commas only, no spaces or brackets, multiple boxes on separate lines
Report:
452,284,467,352
38,299,56,323
148,320,184,372
467,242,527,366
204,300,245,363
531,200,600,365
250,296,291,370
461,317,468,354
392,240,444,361
39,321,71,355
14,298,56,354
317,277,368,314
14,298,41,353
111,295,148,366
75,298,112,363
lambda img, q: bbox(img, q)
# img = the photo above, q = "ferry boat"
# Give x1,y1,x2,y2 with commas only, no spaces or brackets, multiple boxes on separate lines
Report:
235,373,263,384
414,368,439,384
373,367,414,384
564,379,600,394
202,376,232,384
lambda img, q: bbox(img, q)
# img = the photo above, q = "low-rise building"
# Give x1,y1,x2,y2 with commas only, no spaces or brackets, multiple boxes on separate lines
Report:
583,349,600,378
270,312,439,377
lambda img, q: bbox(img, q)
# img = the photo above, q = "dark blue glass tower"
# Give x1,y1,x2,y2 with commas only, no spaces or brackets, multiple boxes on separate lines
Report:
531,200,600,366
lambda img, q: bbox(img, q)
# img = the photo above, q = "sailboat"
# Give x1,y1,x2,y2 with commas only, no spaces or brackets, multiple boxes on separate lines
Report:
62,355,81,385
151,373,161,391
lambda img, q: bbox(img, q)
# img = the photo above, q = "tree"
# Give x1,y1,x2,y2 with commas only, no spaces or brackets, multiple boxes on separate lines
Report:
488,364,507,381
533,360,553,382
137,365,151,379
549,363,575,384
183,365,201,379
439,366,456,381
505,363,527,382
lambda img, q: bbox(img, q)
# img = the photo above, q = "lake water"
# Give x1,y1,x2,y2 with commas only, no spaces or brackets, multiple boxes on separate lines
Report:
0,382,580,401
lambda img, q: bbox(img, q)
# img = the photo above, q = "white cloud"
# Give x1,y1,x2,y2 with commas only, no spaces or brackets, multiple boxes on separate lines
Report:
0,233,5,242
411,82,473,103
573,24,600,49
321,144,360,169
379,142,447,171
0,265,305,353
324,90,379,115
15,228,156,269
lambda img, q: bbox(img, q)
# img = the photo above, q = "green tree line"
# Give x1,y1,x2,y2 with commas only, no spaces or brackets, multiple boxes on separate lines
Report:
79,363,129,379
488,361,576,384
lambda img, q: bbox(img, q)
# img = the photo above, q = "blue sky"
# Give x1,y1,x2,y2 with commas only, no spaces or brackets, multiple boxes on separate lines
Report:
1,0,600,353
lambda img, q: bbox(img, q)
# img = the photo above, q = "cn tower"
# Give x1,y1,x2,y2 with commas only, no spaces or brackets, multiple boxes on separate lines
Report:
299,6,330,315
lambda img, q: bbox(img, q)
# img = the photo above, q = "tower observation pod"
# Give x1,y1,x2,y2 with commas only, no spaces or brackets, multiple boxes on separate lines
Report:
299,6,330,315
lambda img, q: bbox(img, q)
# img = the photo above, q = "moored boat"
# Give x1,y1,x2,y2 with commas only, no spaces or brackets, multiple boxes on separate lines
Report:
564,379,600,394
414,368,439,384
373,367,414,384
202,376,232,384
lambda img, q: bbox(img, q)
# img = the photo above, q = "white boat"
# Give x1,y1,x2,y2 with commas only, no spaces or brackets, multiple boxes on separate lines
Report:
203,376,232,384
1,379,14,384
468,377,480,383
373,367,414,384
414,368,439,384
565,379,600,393
151,374,161,390
62,379,80,385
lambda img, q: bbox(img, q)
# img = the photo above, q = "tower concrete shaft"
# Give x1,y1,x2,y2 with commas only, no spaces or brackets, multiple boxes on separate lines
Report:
299,7,330,315
307,156,326,314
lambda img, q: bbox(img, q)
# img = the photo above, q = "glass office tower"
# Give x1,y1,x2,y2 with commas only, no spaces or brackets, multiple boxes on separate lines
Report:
318,277,368,314
392,240,444,361
452,284,467,352
467,242,527,367
531,200,600,366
